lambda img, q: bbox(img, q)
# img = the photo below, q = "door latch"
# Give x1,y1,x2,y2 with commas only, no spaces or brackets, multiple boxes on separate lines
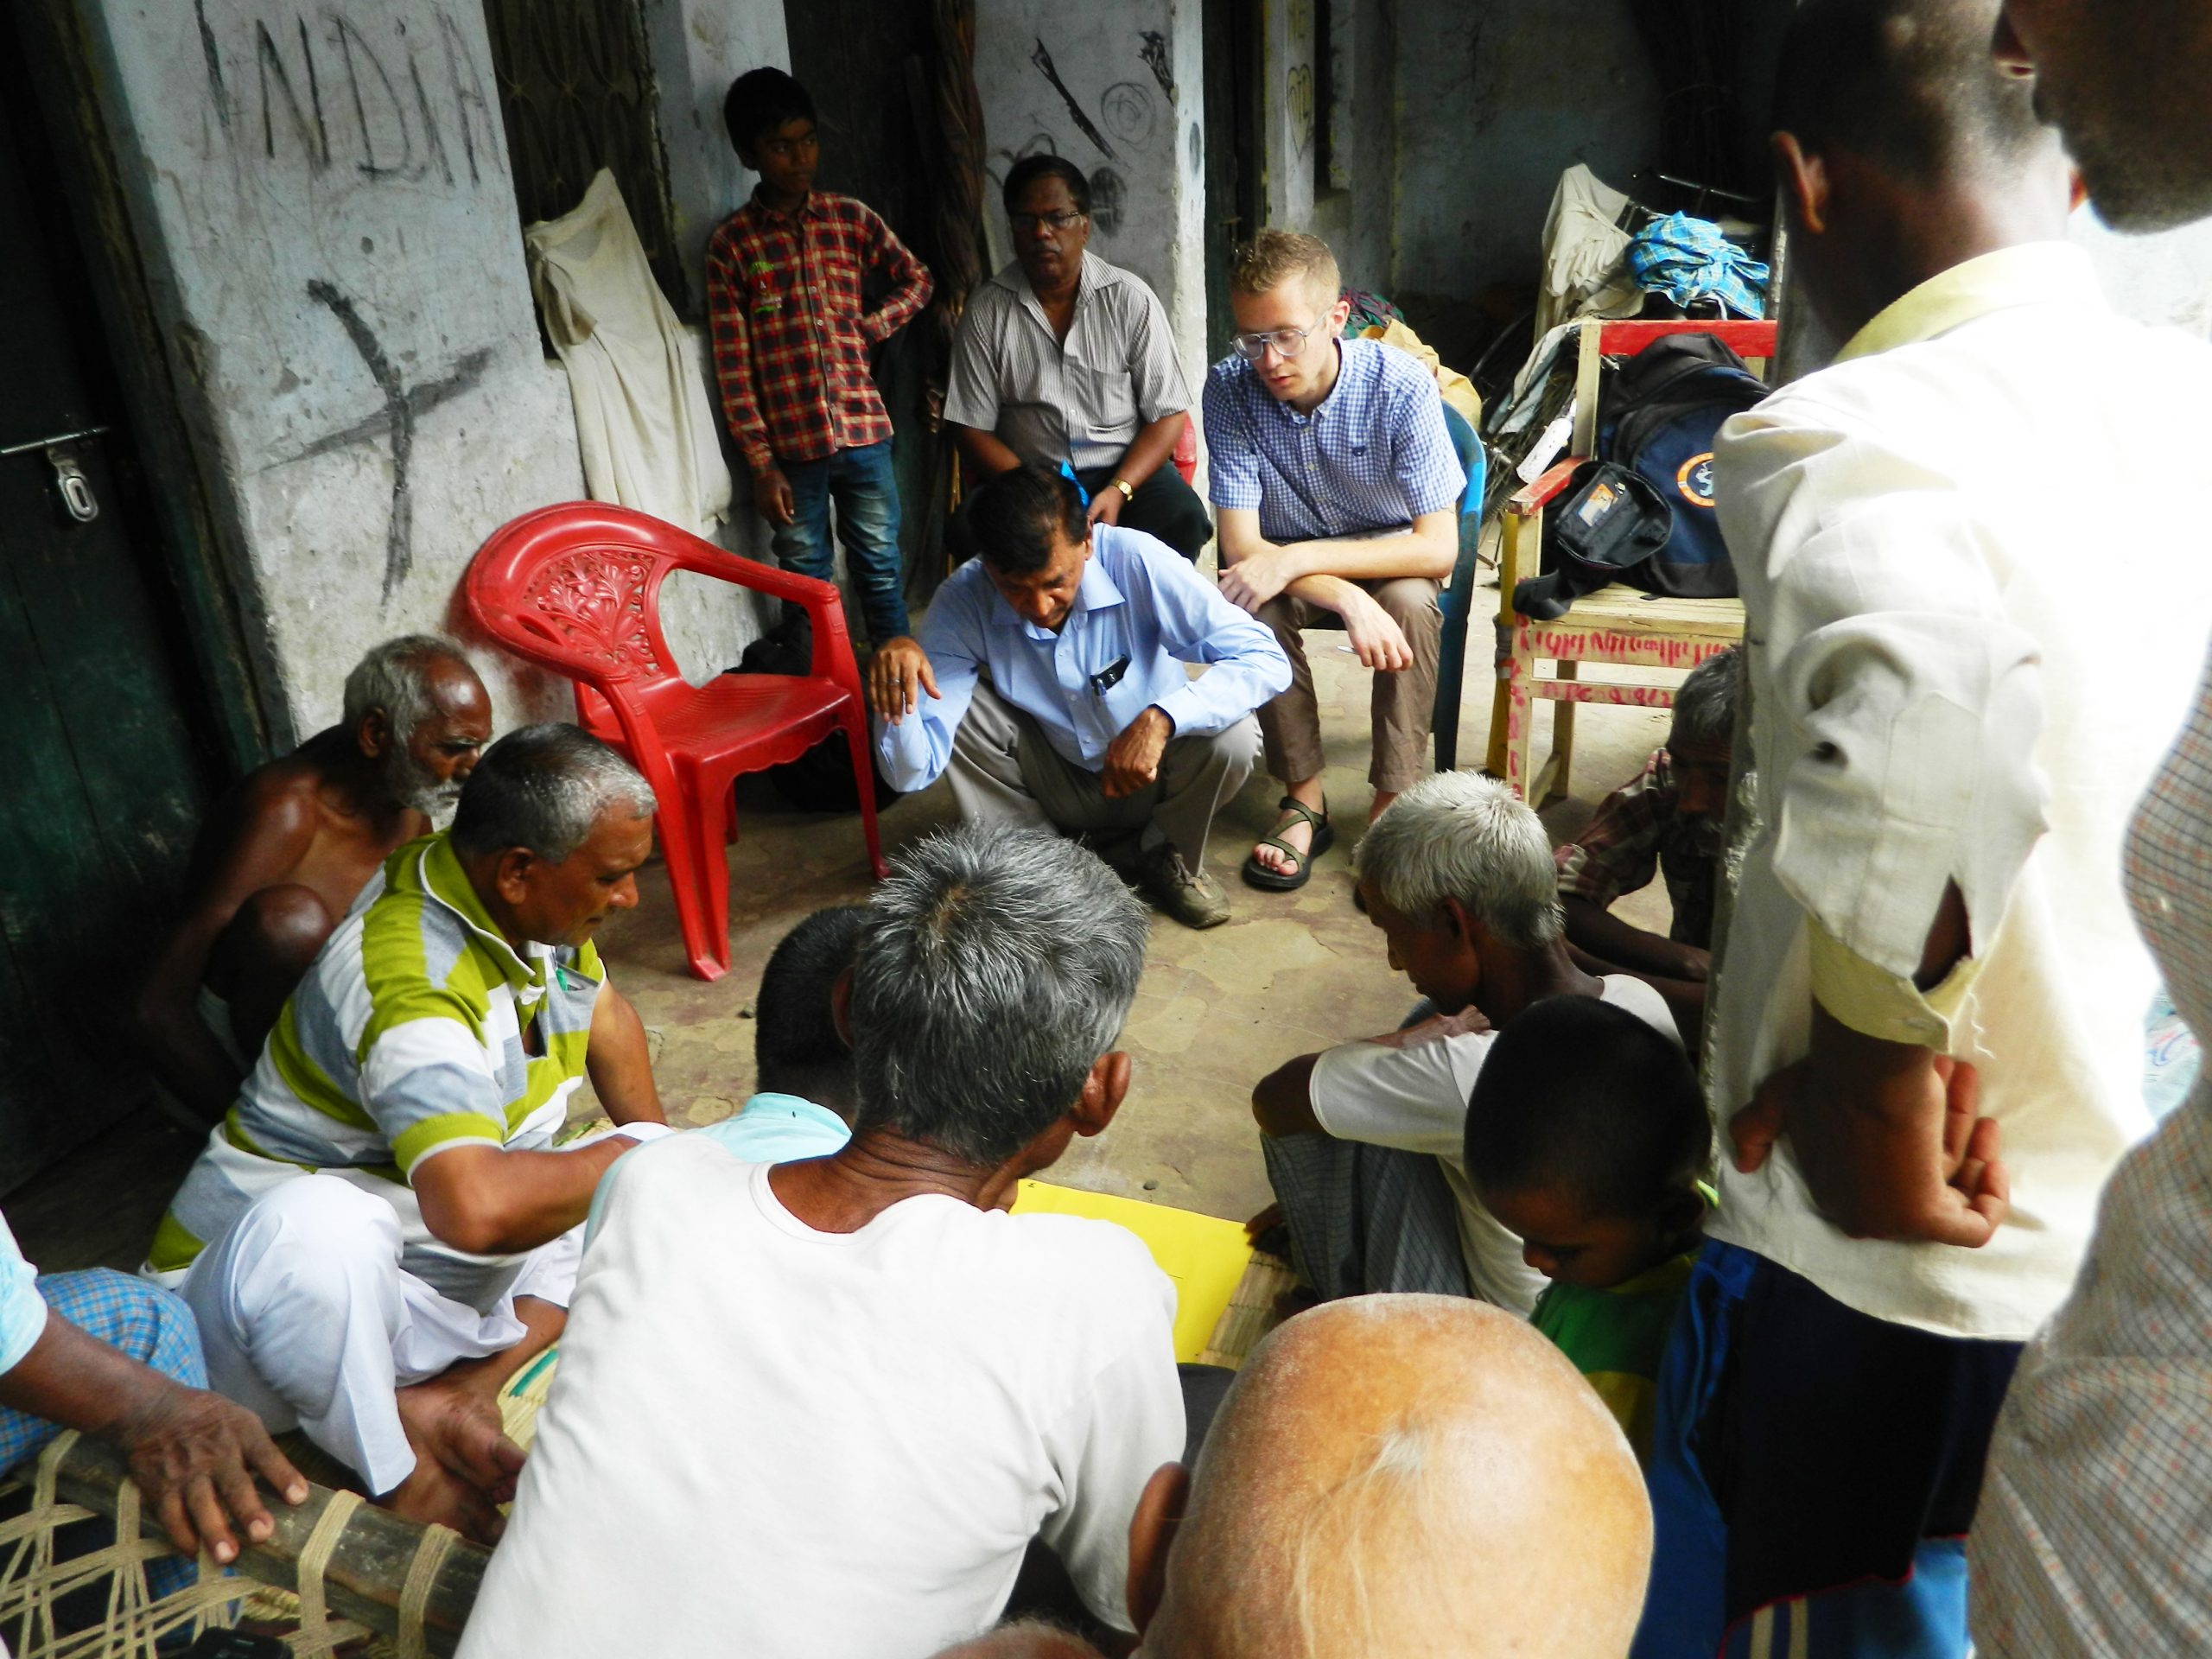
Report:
1,426,109,524
44,444,99,524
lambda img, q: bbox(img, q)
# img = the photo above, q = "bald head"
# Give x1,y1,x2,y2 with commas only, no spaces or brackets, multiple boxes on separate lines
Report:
1145,1296,1651,1659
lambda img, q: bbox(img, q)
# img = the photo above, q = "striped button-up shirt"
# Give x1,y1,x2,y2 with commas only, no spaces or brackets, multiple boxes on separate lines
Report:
944,252,1192,472
705,190,932,474
1202,337,1465,541
149,834,604,1312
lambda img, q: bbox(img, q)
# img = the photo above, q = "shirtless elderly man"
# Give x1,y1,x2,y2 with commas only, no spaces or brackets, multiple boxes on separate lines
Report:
937,1296,1653,1659
137,635,492,1121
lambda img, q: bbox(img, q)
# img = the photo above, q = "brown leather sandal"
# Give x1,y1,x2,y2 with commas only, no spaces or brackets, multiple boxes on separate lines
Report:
1241,797,1336,892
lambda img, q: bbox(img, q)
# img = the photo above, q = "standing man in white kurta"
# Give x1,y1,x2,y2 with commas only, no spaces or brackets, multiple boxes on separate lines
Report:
1636,3,2212,1656
146,725,671,1542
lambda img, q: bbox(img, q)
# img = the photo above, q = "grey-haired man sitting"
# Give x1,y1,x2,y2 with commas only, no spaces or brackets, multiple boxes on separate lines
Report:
461,826,1184,1659
1249,772,1684,1313
148,725,671,1542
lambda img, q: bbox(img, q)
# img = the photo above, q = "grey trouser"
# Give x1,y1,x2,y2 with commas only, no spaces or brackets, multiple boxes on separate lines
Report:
1255,576,1442,793
1261,1132,1471,1300
948,680,1259,868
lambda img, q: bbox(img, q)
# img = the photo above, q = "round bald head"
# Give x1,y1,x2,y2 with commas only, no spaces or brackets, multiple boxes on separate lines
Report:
1148,1296,1651,1659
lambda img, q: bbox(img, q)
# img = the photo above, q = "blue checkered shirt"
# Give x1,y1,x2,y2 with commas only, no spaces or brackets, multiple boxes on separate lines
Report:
1202,338,1465,542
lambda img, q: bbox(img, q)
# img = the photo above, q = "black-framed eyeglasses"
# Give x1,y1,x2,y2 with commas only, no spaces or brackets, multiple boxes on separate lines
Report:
1011,210,1087,232
1230,312,1331,361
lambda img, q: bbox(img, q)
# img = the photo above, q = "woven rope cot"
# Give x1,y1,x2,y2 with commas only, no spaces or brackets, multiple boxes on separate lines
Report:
0,1433,482,1657
0,1250,1296,1656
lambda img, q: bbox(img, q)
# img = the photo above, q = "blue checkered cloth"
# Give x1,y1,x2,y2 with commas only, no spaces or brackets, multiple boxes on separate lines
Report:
0,1266,209,1605
0,1268,207,1475
1625,213,1770,319
1203,338,1466,543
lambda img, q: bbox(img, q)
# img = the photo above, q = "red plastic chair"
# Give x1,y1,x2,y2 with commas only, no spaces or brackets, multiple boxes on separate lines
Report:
466,503,887,982
1172,416,1198,485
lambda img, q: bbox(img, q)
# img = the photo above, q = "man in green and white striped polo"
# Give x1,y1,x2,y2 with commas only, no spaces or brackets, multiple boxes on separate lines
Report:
145,724,672,1542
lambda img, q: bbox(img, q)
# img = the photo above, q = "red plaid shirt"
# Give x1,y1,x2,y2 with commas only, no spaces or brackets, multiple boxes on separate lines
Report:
1554,747,1726,948
705,190,932,473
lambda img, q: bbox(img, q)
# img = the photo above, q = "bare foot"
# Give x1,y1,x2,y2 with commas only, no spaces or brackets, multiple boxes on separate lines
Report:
385,1376,526,1544
1243,1200,1284,1243
385,1446,508,1544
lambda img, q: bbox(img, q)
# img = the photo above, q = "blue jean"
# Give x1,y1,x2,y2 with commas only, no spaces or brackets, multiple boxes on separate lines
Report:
769,440,909,644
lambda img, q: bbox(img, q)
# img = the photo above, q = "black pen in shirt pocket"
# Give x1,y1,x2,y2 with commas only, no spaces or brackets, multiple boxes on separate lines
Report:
1089,656,1131,696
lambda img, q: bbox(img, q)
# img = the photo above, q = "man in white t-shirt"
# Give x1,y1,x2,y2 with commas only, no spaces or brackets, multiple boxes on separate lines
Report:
1250,772,1681,1314
459,826,1182,1659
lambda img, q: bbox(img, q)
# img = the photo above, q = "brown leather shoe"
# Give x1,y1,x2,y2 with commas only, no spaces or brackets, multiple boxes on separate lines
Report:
1139,844,1232,929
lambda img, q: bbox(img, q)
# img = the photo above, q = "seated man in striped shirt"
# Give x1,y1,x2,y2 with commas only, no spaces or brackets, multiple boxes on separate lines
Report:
145,725,672,1542
1204,231,1465,893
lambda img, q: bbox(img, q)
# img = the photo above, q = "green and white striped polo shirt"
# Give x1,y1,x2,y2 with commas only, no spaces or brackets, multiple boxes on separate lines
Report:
149,832,604,1312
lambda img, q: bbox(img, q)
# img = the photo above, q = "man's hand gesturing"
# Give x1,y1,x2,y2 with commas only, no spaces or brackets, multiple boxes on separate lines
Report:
1102,707,1173,798
869,637,939,724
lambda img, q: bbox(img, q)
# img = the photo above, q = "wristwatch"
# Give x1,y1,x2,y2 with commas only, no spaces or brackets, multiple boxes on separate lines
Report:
1110,478,1135,501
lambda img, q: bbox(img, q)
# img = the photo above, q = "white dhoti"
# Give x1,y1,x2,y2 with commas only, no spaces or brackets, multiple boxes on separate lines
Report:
177,1173,582,1495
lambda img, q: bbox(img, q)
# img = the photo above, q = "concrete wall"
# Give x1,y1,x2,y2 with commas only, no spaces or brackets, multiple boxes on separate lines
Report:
73,0,582,741
1392,0,1661,365
636,0,788,679
641,0,788,302
971,0,1210,392
71,0,794,744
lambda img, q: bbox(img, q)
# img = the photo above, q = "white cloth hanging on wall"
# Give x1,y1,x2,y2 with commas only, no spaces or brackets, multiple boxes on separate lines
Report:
525,168,731,537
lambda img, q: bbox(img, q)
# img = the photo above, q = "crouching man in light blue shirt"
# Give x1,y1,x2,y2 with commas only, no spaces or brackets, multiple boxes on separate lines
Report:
872,462,1290,929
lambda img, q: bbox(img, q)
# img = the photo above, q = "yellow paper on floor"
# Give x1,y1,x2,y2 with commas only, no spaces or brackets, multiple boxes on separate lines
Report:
1011,1179,1255,1363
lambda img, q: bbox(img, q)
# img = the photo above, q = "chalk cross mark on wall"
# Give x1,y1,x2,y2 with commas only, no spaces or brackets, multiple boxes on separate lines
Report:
302,280,491,603
1030,39,1116,162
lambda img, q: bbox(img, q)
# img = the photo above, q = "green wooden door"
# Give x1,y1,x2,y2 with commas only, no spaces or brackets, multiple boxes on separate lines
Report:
0,86,218,1191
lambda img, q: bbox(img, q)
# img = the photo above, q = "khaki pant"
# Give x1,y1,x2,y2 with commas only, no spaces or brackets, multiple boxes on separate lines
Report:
1255,577,1440,793
947,681,1258,868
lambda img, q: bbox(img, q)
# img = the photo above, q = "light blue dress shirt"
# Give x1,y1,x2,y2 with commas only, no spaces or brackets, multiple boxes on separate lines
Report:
1203,336,1465,542
585,1094,851,1245
876,524,1290,791
0,1221,46,1375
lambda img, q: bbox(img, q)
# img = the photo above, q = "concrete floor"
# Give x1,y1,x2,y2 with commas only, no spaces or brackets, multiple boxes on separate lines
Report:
594,601,1681,1228
11,587,1683,1270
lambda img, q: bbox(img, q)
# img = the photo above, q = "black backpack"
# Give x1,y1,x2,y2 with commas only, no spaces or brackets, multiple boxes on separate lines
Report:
1516,334,1765,619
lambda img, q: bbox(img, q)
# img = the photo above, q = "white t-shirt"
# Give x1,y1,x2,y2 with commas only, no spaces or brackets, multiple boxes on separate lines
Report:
1309,976,1681,1313
459,1136,1184,1659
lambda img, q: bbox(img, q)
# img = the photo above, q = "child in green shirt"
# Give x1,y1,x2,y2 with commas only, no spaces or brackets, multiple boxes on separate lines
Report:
1464,993,1712,1461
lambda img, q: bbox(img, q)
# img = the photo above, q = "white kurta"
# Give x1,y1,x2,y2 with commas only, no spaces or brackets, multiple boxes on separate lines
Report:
1707,242,2212,1339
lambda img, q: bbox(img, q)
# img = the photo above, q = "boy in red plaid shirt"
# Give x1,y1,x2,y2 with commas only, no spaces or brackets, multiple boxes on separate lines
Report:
708,68,932,645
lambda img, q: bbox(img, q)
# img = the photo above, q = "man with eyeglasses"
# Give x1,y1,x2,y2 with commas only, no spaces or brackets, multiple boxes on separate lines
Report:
1202,231,1464,894
945,156,1213,562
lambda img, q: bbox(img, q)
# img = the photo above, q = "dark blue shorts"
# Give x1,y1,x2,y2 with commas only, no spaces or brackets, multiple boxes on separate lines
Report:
1636,1241,2021,1657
